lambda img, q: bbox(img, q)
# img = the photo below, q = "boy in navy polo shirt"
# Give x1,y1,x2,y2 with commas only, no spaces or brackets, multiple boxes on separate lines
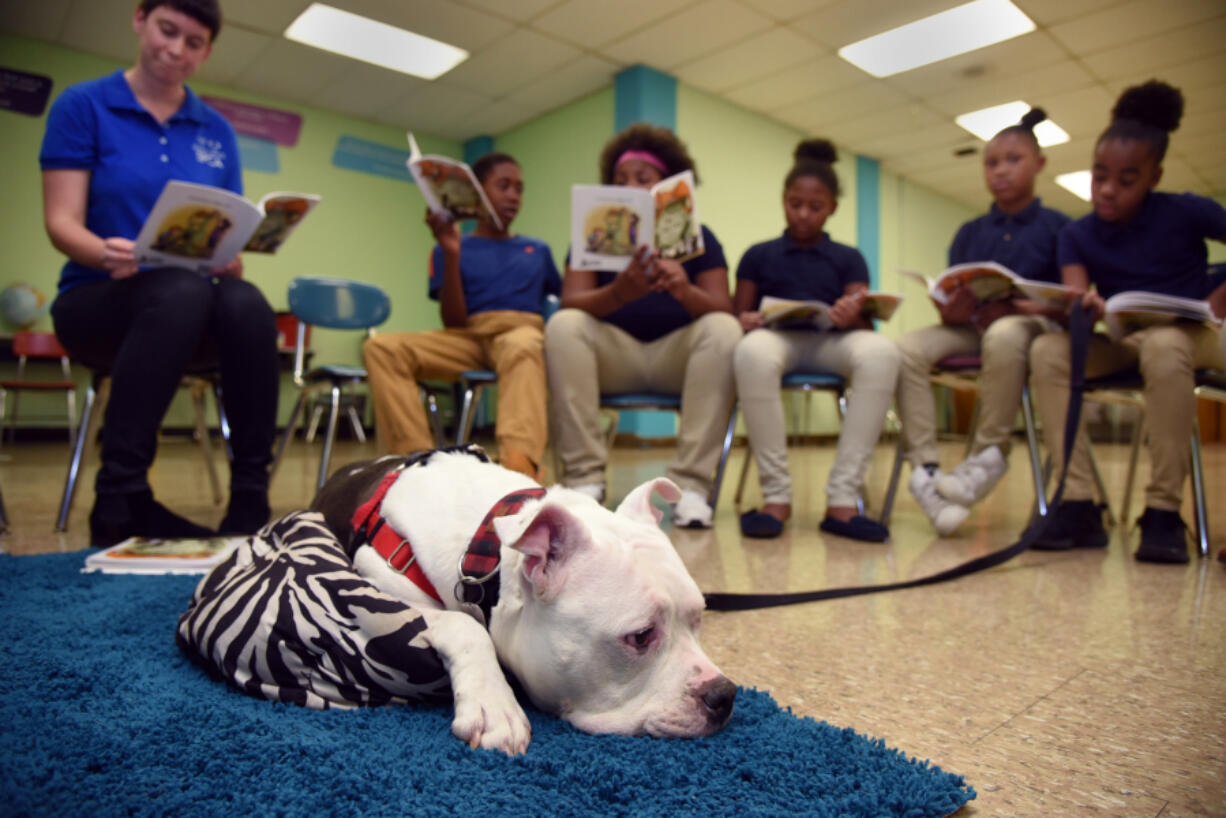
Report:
42,0,280,547
364,153,561,481
1030,80,1226,563
545,124,741,527
894,110,1071,535
733,139,900,542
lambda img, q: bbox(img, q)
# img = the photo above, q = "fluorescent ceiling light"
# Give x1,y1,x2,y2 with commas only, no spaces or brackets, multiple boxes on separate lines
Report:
1056,170,1091,201
284,3,468,80
955,101,1070,147
838,0,1035,78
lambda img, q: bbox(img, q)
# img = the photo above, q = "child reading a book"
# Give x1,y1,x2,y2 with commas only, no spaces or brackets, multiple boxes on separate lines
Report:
42,0,279,547
1029,80,1226,563
733,139,899,541
364,152,561,481
894,108,1072,535
545,124,740,527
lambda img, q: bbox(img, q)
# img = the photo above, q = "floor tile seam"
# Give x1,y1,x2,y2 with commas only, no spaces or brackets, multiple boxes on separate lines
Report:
969,666,1089,746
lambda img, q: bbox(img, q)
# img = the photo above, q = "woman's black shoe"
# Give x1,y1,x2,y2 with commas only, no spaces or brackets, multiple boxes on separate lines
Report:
90,490,217,549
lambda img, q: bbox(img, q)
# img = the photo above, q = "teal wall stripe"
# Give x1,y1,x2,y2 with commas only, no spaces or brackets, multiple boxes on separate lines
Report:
463,136,494,165
856,155,881,290
613,65,678,438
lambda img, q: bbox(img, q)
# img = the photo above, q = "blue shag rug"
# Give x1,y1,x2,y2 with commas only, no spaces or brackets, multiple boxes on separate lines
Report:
0,552,974,817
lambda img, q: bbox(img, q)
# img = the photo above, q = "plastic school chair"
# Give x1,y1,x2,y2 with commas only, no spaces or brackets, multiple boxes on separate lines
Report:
269,276,391,492
0,331,78,448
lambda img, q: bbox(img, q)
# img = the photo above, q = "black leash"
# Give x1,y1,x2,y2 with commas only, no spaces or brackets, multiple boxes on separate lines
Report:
704,303,1092,612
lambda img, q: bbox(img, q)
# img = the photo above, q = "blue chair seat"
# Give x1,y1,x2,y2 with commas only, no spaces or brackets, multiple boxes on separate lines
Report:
600,392,682,408
306,364,368,382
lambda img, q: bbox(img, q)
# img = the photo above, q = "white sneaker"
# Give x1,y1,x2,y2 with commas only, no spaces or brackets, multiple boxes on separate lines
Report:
937,446,1008,507
673,489,713,529
571,483,605,504
909,468,969,536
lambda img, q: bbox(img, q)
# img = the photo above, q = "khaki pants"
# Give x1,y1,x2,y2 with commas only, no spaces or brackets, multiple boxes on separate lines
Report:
545,308,741,495
1030,323,1225,511
897,315,1055,467
363,310,547,463
734,328,900,508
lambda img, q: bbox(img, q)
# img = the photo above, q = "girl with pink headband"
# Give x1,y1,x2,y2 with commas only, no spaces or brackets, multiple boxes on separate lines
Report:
545,123,741,528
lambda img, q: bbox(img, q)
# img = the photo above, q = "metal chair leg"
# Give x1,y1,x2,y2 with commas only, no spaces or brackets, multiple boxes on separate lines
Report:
305,403,324,443
1022,385,1047,517
734,444,752,507
316,384,342,492
270,392,307,481
1120,408,1145,526
212,381,233,462
190,381,223,505
456,383,478,446
1086,441,1114,525
56,376,106,532
345,405,366,443
1190,418,1210,558
879,437,905,526
422,389,445,447
708,405,738,509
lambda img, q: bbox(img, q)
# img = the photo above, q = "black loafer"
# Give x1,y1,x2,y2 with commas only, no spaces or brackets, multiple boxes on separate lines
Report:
1134,507,1189,565
819,514,889,543
1029,500,1108,551
740,510,784,539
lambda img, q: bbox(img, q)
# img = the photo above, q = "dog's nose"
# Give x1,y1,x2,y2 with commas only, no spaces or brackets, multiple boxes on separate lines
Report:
701,677,737,726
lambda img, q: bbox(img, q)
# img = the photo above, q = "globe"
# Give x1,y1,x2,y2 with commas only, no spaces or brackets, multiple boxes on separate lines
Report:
0,283,50,330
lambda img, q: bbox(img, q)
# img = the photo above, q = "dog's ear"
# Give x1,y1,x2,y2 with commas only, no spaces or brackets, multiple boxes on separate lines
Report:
495,503,589,597
615,477,682,526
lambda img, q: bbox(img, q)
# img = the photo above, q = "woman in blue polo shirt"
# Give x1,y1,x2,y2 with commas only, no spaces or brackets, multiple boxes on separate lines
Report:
1030,80,1226,564
40,0,279,547
545,124,741,527
363,152,561,481
734,139,900,541
894,109,1070,536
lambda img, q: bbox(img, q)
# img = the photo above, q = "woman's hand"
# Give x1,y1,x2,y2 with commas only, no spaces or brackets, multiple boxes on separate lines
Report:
101,237,140,279
425,209,461,257
935,285,976,324
610,246,655,306
211,256,244,278
649,258,689,300
739,311,765,332
1079,289,1106,322
828,290,865,329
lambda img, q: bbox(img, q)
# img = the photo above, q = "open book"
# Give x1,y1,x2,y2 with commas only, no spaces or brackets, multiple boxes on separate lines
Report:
902,262,1071,310
570,171,704,271
82,535,243,575
1104,291,1223,341
759,293,903,330
133,181,320,273
407,132,501,229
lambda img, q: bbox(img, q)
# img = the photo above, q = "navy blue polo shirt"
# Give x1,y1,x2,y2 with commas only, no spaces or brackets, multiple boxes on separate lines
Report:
429,235,561,315
40,70,243,292
594,225,727,342
948,198,1070,282
1058,192,1226,300
736,230,869,309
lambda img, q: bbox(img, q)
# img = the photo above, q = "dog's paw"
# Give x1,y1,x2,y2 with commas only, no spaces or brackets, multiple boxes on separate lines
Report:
451,677,531,755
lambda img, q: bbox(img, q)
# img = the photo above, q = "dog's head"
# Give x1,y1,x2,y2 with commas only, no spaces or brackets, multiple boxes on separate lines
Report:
489,477,735,738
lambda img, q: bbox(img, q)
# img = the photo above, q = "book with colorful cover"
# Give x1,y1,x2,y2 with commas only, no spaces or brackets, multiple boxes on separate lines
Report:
901,261,1071,310
570,170,704,271
406,132,501,229
759,293,903,330
133,180,320,273
82,535,244,575
1104,290,1223,341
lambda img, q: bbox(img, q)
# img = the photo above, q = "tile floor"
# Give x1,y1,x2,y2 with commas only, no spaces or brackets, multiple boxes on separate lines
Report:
2,431,1223,817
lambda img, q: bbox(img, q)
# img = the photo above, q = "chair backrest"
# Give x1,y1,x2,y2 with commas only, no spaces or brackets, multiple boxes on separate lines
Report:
287,277,391,331
13,331,69,360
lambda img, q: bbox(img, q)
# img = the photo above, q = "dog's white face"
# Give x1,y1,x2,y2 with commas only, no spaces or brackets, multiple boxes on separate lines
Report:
490,478,735,738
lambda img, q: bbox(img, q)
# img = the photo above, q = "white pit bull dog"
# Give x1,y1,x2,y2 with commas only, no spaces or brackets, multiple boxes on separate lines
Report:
309,447,736,755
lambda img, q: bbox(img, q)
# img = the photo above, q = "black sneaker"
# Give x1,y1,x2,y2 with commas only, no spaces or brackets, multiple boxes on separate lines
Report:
90,490,217,549
1134,507,1189,564
1029,500,1108,550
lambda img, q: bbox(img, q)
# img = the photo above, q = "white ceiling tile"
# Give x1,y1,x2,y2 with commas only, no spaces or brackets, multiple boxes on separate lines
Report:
57,0,138,64
496,54,617,114
1155,156,1208,193
332,0,516,52
600,0,775,71
1047,0,1224,56
0,0,73,42
673,27,818,93
456,97,540,136
746,0,841,23
722,54,857,113
858,122,976,164
1032,85,1115,140
307,61,425,122
442,27,580,97
377,80,494,135
788,0,963,51
456,0,563,23
799,104,944,146
924,61,1096,118
883,31,1069,100
1082,22,1226,81
193,27,273,87
787,80,911,127
230,39,351,104
1039,137,1099,174
531,0,692,49
1012,0,1124,26
223,0,310,35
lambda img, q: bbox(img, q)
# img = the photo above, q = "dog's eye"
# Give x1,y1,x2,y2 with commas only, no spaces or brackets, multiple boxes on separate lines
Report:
624,626,656,651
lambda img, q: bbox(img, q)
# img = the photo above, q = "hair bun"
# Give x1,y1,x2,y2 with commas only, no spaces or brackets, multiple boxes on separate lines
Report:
794,138,837,165
1019,107,1047,131
1112,80,1183,133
